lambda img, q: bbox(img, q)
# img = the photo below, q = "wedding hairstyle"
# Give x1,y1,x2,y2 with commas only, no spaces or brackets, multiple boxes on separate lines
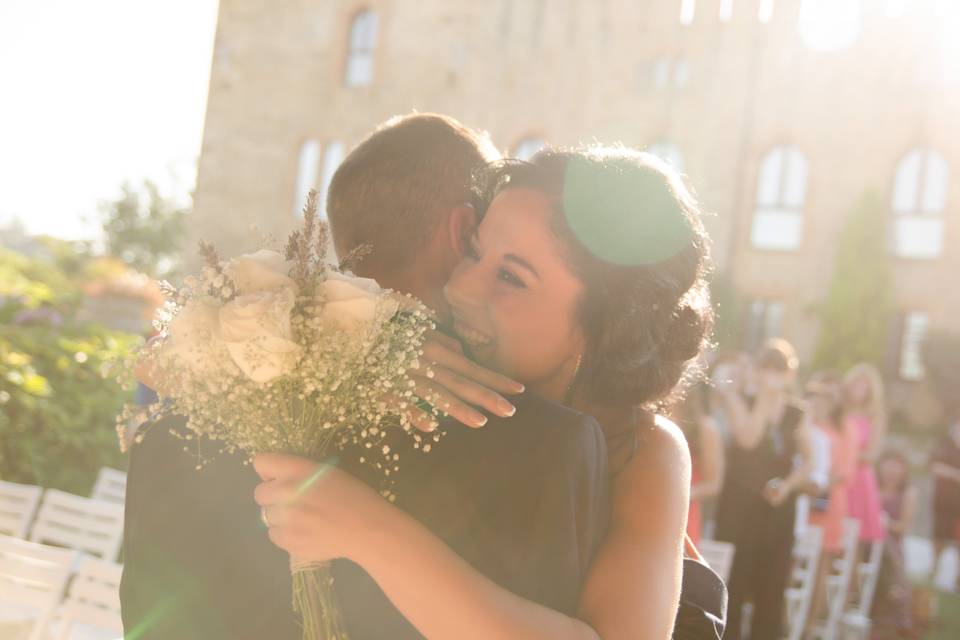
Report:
473,145,713,410
327,113,500,271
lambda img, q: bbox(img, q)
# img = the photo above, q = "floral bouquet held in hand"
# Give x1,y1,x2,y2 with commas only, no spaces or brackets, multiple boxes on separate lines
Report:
117,191,437,640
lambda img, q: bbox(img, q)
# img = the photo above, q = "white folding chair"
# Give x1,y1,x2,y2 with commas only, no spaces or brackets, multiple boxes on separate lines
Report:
698,539,735,583
841,539,883,640
29,490,124,561
90,468,127,506
810,518,860,640
784,525,823,640
53,556,123,640
0,534,77,640
0,480,43,538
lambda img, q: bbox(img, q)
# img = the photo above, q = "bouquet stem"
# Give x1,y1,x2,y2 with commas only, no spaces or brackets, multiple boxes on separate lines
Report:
291,556,349,640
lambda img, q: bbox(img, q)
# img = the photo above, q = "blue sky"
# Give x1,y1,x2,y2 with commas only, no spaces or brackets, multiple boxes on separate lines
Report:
0,0,219,240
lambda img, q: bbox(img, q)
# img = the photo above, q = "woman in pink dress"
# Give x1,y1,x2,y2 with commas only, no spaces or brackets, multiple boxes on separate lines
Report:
843,363,886,543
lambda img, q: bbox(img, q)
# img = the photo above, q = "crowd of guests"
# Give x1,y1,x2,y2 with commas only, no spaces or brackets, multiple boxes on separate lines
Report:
674,338,960,639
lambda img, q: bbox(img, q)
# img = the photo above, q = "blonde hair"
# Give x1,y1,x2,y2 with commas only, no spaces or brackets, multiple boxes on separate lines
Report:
844,363,886,426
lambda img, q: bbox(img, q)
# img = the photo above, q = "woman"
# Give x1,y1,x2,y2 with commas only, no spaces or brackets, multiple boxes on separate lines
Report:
843,363,886,546
675,382,724,545
874,450,917,638
254,146,714,639
714,339,813,640
803,372,858,637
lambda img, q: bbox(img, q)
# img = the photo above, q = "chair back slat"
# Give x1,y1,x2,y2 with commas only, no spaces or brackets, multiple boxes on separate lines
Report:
29,490,124,560
54,556,123,640
784,525,823,640
91,467,127,505
0,534,76,640
0,480,43,538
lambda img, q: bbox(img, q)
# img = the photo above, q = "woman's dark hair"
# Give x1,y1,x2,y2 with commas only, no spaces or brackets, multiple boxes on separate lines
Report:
877,449,910,494
473,145,713,410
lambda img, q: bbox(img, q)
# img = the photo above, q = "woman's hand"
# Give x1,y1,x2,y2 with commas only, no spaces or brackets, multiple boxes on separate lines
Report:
253,453,393,563
406,330,523,431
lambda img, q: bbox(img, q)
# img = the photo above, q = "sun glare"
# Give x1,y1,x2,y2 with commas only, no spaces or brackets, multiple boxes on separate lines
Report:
798,0,861,51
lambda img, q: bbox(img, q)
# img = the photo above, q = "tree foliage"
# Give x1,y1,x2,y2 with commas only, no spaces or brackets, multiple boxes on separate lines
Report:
0,246,136,493
100,180,187,279
811,190,894,372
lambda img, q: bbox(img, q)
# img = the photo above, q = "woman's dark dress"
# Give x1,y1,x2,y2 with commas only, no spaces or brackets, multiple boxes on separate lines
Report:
715,399,803,640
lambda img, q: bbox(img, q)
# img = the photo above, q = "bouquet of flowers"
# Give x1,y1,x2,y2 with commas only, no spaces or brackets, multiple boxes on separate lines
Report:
118,191,437,639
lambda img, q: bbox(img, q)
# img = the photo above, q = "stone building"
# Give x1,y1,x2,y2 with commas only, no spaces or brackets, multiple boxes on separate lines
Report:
190,0,959,397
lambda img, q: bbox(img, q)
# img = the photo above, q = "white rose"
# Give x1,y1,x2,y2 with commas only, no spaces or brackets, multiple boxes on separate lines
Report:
163,300,233,377
316,271,396,330
225,250,295,295
219,287,302,383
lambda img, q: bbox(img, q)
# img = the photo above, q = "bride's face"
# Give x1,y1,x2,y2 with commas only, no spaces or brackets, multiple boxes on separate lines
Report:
443,188,585,400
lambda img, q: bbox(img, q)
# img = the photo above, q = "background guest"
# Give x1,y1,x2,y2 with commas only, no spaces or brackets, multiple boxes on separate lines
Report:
675,382,724,545
804,371,858,637
932,417,960,593
873,449,918,638
843,363,887,549
715,339,814,640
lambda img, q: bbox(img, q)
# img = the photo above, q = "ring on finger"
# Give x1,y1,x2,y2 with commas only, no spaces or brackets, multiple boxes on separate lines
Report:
260,506,271,528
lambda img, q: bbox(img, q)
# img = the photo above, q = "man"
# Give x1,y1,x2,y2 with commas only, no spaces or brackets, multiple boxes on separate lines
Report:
120,113,610,639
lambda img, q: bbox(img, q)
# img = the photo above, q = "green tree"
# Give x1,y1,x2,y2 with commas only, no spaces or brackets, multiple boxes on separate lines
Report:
100,180,187,279
0,248,136,494
811,190,894,372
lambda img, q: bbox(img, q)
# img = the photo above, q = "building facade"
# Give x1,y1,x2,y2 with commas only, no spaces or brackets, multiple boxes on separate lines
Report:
191,0,959,398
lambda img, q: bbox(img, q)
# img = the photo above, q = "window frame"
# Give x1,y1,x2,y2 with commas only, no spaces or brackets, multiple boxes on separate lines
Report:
749,144,809,252
344,8,380,88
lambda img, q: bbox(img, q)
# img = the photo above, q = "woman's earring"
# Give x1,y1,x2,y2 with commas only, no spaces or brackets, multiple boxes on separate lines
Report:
564,354,583,404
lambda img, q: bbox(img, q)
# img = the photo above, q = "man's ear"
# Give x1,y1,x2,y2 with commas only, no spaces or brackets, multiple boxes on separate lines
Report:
446,203,478,260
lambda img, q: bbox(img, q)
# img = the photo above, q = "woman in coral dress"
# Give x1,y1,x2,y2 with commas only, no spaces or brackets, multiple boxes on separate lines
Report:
805,372,859,636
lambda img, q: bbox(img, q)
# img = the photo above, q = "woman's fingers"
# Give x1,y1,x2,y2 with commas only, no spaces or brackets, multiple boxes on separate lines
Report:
254,479,295,507
253,452,316,481
424,329,463,355
424,366,516,418
383,391,439,433
412,376,488,428
420,339,523,395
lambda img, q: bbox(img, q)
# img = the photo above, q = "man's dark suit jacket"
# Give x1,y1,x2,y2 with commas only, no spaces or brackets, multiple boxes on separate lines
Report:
120,394,610,639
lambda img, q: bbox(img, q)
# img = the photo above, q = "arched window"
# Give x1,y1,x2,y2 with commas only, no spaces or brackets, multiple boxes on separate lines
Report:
293,139,321,216
511,137,546,161
891,148,948,259
344,9,379,88
798,0,861,51
317,141,345,220
647,141,685,173
750,145,808,250
719,0,735,23
680,0,696,26
758,0,775,24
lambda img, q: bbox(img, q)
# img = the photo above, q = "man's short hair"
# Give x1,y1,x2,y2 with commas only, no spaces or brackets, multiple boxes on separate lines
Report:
327,113,501,270
757,338,799,372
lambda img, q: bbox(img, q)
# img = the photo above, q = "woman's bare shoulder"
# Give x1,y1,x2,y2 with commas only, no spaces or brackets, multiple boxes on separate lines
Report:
612,415,691,525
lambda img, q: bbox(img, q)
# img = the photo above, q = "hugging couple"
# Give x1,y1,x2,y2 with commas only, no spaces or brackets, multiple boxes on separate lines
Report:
120,113,725,639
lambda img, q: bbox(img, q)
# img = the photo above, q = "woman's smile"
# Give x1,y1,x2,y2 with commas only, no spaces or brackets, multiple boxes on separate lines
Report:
452,315,494,352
